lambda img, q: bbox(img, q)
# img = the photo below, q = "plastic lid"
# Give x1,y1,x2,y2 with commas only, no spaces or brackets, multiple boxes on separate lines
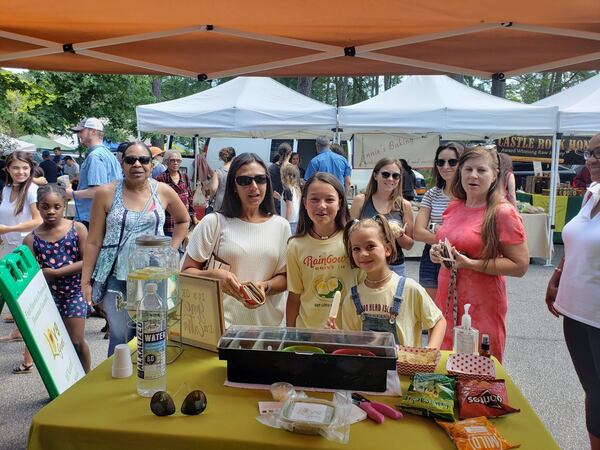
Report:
461,303,472,329
135,235,171,247
145,283,158,294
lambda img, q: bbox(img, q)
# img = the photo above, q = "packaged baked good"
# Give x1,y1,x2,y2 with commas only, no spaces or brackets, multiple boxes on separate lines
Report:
398,373,456,421
457,379,520,419
437,416,520,450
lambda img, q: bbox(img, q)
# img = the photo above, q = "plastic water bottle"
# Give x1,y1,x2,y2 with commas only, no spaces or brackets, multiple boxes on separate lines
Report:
136,283,167,397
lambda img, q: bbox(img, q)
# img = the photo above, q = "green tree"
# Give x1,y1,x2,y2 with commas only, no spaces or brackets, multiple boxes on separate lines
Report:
30,72,157,141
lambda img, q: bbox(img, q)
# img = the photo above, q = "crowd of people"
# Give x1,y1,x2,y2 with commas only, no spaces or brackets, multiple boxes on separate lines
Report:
1,123,599,449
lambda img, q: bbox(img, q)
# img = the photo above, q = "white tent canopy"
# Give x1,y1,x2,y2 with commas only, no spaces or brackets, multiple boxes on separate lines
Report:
535,74,600,134
338,75,558,139
136,77,338,139
0,135,36,155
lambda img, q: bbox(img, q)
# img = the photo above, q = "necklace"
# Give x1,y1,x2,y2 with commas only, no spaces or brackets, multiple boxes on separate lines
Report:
365,272,393,286
311,229,337,240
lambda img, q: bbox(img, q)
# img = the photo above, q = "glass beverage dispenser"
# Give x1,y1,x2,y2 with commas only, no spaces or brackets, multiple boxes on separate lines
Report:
127,235,182,362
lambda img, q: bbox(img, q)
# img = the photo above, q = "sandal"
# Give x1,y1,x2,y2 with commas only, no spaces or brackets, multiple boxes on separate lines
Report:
0,330,23,343
3,314,15,323
12,363,33,374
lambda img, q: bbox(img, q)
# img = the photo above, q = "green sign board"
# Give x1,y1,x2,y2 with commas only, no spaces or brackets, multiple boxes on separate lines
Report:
0,246,85,399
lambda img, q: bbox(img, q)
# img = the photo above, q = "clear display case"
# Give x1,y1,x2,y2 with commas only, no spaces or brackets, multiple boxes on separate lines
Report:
218,326,397,392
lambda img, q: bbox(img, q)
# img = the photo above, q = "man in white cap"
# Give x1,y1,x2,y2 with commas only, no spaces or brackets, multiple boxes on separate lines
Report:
67,118,121,228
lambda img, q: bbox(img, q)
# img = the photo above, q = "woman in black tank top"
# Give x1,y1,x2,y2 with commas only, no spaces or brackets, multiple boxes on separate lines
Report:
349,157,414,276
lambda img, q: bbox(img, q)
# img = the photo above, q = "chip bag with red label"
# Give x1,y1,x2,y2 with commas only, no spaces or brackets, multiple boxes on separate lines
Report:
457,379,520,419
437,416,520,450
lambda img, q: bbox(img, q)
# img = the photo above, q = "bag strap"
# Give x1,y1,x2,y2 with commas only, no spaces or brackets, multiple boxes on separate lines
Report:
208,212,223,259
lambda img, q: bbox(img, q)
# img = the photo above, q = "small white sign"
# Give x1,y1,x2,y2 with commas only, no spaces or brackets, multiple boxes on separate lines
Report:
533,161,543,176
353,133,439,169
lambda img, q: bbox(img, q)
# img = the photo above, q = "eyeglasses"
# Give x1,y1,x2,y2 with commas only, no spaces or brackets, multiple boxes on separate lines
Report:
150,389,207,417
380,171,401,180
435,158,459,167
235,175,268,186
166,159,182,164
123,155,152,165
577,148,600,160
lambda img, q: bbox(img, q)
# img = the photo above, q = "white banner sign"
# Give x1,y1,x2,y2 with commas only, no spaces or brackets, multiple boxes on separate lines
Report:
353,134,439,169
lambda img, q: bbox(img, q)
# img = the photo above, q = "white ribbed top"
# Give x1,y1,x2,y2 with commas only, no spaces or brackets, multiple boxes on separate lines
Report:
187,213,291,328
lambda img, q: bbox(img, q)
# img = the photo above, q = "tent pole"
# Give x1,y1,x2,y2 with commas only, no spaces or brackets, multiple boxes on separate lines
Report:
193,135,199,186
545,132,562,266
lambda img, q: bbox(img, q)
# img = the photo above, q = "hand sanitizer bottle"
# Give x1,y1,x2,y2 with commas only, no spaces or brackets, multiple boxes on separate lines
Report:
453,303,479,355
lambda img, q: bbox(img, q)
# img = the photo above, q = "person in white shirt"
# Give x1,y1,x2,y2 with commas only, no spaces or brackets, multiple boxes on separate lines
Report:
546,132,600,450
182,153,291,328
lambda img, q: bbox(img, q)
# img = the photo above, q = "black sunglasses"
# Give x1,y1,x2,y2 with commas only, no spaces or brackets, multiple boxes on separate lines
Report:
380,171,401,180
123,155,152,165
235,175,268,186
150,390,207,417
435,158,459,167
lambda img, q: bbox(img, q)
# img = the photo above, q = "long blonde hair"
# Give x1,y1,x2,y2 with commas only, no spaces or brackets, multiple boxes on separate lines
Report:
280,163,301,199
451,146,505,262
362,157,404,214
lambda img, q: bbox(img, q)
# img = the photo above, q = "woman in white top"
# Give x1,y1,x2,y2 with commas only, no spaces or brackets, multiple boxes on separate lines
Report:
182,153,291,328
280,163,301,234
0,151,43,372
0,151,43,258
545,135,600,450
414,143,463,300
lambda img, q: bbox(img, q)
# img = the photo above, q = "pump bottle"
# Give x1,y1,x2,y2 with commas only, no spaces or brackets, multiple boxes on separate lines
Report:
453,303,479,355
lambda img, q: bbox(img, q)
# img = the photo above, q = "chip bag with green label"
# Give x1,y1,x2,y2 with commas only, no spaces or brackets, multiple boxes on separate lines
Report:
398,373,456,421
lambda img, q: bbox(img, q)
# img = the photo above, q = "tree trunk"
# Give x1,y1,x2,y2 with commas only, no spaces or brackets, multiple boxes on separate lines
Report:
297,76,314,97
384,75,392,90
152,77,162,102
337,77,349,106
448,74,465,84
491,76,506,98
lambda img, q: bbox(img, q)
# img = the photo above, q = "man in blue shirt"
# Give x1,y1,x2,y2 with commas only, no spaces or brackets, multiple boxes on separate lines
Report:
66,118,121,228
304,136,352,194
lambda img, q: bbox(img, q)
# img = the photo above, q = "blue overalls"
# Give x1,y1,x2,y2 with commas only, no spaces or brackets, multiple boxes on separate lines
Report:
350,276,407,345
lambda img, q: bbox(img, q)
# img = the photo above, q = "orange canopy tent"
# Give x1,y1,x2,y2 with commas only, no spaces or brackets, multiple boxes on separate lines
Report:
1,0,599,79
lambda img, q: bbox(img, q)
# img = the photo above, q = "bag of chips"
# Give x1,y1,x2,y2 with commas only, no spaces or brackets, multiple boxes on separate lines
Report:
457,379,520,419
398,373,456,421
437,416,520,450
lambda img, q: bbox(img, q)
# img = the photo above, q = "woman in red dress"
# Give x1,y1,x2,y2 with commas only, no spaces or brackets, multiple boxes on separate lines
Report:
430,146,529,362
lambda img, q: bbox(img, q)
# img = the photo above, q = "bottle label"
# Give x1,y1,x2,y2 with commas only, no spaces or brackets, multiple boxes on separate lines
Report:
137,312,166,380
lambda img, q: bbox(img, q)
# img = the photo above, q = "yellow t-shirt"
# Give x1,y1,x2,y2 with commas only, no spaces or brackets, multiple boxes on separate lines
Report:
287,232,357,329
340,273,442,347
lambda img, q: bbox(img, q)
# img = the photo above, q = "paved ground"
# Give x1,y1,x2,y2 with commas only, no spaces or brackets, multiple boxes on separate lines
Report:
0,246,587,450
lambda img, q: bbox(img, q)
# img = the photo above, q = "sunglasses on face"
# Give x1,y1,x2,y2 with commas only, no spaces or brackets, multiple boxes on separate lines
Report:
123,155,152,165
577,148,600,160
150,390,207,417
435,158,459,167
380,171,401,180
167,159,182,163
235,175,268,186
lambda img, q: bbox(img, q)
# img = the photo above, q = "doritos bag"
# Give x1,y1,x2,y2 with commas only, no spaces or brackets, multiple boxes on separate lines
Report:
457,379,520,419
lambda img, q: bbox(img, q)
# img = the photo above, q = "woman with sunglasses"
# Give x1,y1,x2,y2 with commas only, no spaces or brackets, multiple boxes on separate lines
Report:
430,146,529,363
414,143,464,301
350,157,414,276
545,135,600,450
182,153,291,328
82,142,190,356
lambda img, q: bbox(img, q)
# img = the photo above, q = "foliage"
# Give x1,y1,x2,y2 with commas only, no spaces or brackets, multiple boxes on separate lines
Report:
29,72,157,141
